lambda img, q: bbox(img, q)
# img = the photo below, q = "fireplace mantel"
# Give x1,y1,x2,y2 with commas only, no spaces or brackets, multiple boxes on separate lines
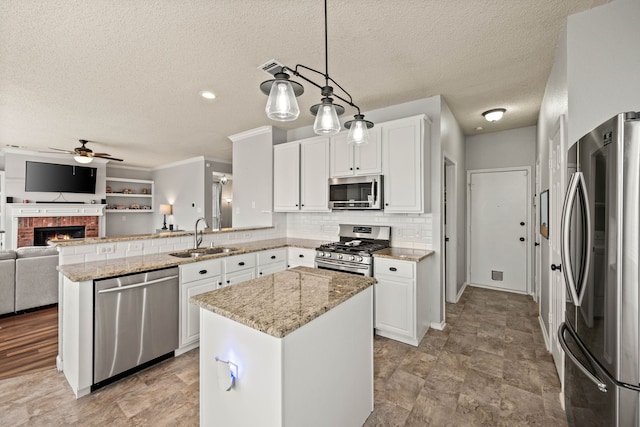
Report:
9,203,106,218
8,204,106,249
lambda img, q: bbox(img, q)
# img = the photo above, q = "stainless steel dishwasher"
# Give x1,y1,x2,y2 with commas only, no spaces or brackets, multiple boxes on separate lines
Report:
93,267,179,389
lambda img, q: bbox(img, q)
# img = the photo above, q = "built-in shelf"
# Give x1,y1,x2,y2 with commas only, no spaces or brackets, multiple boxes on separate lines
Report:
105,177,154,213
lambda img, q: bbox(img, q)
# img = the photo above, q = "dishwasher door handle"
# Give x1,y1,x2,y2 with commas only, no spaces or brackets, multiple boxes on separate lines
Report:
97,275,179,294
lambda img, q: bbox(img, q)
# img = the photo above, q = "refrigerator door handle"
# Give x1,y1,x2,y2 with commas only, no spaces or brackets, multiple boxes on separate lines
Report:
558,322,608,393
561,171,591,306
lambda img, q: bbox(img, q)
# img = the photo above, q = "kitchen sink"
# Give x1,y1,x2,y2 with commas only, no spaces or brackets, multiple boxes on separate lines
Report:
169,247,236,258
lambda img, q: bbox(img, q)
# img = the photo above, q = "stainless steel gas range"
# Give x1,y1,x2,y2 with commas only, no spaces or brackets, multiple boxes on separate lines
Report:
315,224,391,277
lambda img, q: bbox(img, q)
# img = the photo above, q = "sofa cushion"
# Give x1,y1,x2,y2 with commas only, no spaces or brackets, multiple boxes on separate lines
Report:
16,246,58,258
0,251,16,315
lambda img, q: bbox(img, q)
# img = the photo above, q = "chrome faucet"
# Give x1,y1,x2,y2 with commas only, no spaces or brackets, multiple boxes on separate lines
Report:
194,217,208,249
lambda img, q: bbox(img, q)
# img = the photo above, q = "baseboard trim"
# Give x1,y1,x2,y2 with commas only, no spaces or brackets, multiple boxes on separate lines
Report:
538,315,551,351
430,320,446,331
468,282,528,295
455,282,468,303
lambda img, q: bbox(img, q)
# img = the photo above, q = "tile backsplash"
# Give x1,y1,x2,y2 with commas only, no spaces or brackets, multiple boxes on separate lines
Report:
285,211,433,250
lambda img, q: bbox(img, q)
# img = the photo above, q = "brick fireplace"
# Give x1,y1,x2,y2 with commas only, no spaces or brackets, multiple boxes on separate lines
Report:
17,216,99,248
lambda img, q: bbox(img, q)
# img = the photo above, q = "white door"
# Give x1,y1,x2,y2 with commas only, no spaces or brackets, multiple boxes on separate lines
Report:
445,161,457,302
469,169,529,293
549,116,566,379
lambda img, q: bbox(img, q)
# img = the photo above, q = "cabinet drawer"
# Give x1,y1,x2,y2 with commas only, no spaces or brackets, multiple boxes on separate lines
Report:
225,253,256,274
257,248,287,266
374,257,414,279
181,259,221,283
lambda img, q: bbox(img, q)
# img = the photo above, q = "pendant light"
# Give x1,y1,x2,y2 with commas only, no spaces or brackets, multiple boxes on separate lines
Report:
259,0,372,141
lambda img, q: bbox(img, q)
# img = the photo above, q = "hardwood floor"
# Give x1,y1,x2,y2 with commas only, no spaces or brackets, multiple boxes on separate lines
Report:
0,306,58,381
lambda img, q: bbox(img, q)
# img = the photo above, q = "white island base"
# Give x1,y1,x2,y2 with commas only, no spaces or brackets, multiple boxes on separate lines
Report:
199,287,373,427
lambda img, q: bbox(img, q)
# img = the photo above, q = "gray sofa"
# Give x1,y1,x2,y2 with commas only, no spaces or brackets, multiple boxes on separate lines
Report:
0,247,59,315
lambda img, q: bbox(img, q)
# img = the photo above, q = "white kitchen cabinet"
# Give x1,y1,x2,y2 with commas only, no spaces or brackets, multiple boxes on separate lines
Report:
287,247,316,268
179,259,222,350
373,256,429,346
257,248,287,276
330,127,382,177
273,142,300,212
273,136,330,212
381,115,431,213
223,253,256,287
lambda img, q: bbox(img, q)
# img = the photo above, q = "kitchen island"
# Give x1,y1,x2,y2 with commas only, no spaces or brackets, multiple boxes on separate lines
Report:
191,266,375,427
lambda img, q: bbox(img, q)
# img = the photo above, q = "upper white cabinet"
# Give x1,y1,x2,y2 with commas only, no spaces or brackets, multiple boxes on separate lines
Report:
273,136,330,212
273,142,300,212
330,127,382,178
381,115,431,213
300,136,330,211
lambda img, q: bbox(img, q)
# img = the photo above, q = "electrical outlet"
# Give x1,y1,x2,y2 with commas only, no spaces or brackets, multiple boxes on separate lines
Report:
97,244,116,254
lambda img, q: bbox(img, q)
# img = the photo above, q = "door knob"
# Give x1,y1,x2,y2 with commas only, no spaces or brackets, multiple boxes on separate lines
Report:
551,264,562,272
519,237,525,242
535,242,540,246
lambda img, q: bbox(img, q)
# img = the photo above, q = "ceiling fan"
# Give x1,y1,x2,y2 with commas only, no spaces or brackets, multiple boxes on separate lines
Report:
49,139,123,163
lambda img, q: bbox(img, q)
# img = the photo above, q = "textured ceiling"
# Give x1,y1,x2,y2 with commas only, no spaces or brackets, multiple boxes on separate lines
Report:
0,0,611,168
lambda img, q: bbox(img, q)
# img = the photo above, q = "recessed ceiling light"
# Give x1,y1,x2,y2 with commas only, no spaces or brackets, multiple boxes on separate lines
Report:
475,126,483,131
482,108,506,122
200,91,216,100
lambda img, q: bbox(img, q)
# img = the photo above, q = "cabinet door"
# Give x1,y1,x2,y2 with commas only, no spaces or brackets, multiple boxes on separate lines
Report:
382,118,423,213
287,247,316,268
273,142,300,212
181,277,220,347
258,261,287,277
224,268,256,287
354,126,382,175
330,132,354,177
374,276,415,338
300,136,330,212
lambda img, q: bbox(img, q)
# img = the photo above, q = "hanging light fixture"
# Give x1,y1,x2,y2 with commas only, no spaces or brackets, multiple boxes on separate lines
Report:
259,0,372,143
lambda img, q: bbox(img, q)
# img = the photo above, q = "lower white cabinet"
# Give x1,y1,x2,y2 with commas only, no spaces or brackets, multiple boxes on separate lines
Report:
373,256,429,346
223,253,256,287
257,248,287,276
287,247,316,268
179,259,222,349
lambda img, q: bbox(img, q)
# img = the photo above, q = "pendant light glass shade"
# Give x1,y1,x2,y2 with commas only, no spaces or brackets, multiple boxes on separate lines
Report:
347,119,369,145
265,79,300,121
313,98,341,135
345,114,374,145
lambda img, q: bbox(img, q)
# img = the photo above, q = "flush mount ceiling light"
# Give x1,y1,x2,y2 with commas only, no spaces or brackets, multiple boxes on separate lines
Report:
200,91,216,100
482,108,506,122
259,0,373,144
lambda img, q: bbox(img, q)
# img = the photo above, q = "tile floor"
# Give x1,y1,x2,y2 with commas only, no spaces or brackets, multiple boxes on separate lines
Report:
0,285,566,426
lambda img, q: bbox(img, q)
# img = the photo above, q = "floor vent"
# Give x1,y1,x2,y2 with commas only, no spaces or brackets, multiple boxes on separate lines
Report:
258,59,284,76
492,270,504,281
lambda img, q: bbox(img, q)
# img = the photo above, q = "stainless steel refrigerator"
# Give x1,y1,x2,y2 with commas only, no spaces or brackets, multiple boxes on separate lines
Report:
558,112,640,426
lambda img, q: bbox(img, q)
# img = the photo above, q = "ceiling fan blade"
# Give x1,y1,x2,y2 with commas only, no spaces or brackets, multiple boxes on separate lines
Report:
94,154,123,162
47,147,76,154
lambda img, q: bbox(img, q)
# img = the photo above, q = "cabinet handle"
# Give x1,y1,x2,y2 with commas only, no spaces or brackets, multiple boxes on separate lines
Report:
385,203,389,206
301,204,305,207
226,280,230,284
350,167,353,170
299,254,304,258
356,167,360,170
295,204,299,207
270,255,276,259
199,270,207,275
259,272,263,275
238,261,245,266
389,267,397,272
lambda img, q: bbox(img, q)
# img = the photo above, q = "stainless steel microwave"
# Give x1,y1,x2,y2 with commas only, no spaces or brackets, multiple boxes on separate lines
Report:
328,175,383,210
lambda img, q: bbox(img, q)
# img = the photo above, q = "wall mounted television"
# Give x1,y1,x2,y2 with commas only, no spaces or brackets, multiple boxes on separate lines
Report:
25,161,97,194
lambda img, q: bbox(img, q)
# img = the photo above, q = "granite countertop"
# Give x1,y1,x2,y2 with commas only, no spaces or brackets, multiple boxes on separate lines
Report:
58,238,325,282
190,266,376,338
373,248,435,262
51,226,275,247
